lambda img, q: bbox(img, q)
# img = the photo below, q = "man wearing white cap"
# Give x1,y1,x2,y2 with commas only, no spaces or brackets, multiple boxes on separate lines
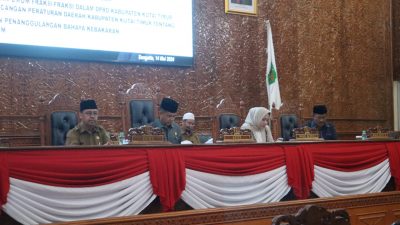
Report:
181,112,200,144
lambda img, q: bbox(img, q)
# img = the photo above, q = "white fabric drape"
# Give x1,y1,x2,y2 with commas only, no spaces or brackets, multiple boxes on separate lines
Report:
2,172,156,225
181,166,290,209
312,159,391,197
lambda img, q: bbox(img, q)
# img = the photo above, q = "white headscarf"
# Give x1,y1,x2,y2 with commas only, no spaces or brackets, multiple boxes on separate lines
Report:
241,107,274,143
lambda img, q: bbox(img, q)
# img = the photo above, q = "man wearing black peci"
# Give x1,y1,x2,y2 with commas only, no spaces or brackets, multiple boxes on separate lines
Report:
305,105,337,140
151,97,182,144
65,99,110,146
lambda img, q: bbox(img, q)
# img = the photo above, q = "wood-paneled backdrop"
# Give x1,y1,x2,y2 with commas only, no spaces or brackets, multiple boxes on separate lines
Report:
394,0,400,81
0,0,395,145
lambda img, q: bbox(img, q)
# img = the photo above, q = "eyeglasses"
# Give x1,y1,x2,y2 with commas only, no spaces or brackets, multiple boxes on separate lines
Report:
83,111,98,116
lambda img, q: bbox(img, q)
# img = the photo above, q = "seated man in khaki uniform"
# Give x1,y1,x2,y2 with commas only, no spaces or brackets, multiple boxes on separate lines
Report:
181,112,200,144
151,97,182,144
65,99,110,146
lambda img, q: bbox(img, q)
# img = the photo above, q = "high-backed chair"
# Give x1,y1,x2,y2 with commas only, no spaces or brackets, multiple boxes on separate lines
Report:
39,94,79,146
272,205,350,225
210,97,245,141
120,83,160,133
215,97,245,130
219,113,241,129
280,114,298,141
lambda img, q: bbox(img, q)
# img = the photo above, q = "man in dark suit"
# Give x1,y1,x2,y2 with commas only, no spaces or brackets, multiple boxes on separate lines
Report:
305,105,337,140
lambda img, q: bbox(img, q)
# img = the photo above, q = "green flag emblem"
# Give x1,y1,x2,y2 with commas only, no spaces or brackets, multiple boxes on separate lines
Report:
267,64,277,85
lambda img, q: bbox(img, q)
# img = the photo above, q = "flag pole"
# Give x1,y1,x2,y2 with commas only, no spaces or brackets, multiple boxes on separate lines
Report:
265,20,282,139
265,20,282,110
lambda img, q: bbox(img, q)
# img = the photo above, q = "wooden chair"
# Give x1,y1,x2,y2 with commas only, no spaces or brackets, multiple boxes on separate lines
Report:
272,205,350,225
119,83,160,133
39,94,79,146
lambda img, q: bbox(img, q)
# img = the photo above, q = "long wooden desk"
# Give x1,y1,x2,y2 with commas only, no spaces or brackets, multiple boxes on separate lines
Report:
0,140,399,225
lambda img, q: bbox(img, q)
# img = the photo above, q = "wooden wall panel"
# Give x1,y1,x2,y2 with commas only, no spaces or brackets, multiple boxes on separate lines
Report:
394,0,400,81
0,0,394,144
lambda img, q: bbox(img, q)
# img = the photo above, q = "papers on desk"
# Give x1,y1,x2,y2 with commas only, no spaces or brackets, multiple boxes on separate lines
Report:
181,138,213,144
181,140,193,144
205,138,213,144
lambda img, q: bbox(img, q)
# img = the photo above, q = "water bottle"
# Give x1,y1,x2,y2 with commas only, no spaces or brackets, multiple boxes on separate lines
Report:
361,130,367,140
119,132,125,145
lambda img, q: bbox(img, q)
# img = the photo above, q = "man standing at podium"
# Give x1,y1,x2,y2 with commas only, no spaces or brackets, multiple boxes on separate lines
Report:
305,105,337,140
65,99,110,146
151,97,182,144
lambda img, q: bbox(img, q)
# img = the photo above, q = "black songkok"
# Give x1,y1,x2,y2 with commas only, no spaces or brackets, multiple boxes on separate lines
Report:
80,99,97,112
313,105,327,114
160,97,179,113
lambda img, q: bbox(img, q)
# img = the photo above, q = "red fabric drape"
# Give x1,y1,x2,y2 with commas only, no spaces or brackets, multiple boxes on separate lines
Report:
146,145,286,211
283,145,313,199
0,153,9,207
147,149,185,211
387,142,400,190
305,143,389,171
183,145,285,175
288,142,393,198
6,149,148,186
1,141,400,212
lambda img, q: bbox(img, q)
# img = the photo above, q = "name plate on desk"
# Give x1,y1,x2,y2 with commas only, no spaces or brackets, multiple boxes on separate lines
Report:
130,135,170,145
367,136,391,141
292,127,322,141
223,134,254,143
289,138,324,142
219,127,254,143
127,125,168,144
367,126,392,140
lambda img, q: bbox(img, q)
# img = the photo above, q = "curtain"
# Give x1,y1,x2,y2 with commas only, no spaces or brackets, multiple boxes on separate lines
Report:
0,142,399,225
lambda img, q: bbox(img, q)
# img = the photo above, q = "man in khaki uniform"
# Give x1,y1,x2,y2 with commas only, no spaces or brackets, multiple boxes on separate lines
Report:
65,99,110,146
151,97,182,144
181,112,200,144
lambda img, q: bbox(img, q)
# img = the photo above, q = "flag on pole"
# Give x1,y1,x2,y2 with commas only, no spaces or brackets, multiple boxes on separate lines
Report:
265,20,282,110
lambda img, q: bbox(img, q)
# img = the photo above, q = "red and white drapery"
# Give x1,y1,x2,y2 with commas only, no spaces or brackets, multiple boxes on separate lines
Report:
0,142,399,225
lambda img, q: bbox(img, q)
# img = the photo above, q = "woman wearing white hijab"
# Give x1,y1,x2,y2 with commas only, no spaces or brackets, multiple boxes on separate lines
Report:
241,107,274,143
